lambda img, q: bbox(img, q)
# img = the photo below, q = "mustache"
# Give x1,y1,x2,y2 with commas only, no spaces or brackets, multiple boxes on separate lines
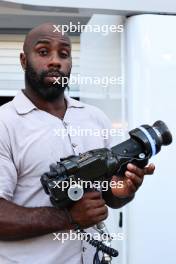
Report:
42,69,67,78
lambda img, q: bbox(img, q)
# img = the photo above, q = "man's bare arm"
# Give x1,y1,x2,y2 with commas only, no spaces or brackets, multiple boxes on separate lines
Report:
0,191,108,241
0,198,74,241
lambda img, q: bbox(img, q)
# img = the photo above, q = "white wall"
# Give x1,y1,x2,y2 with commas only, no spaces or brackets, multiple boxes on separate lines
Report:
126,14,176,264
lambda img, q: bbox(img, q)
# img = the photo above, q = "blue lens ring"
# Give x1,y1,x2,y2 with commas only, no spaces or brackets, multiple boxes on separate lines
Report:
138,126,156,156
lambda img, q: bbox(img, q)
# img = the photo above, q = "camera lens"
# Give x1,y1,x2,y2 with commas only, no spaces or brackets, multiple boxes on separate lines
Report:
153,120,172,146
128,120,172,157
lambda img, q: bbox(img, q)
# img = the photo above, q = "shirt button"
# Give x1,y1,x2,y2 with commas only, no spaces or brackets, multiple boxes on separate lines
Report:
63,121,68,127
72,143,77,148
82,246,87,252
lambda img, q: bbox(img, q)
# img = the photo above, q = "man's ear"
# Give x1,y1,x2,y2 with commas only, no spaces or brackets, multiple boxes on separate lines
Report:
20,53,26,71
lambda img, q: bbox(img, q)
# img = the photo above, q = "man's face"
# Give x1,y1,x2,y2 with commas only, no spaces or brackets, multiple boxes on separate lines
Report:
24,30,72,101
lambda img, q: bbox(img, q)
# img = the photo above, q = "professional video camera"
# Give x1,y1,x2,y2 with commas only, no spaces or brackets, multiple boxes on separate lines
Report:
41,120,172,264
41,120,172,208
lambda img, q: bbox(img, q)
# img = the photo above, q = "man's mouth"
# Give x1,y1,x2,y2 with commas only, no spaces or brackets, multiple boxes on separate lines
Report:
45,72,62,83
46,72,62,78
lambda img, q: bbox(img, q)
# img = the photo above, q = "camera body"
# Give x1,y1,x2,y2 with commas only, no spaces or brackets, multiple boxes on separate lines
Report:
41,120,172,208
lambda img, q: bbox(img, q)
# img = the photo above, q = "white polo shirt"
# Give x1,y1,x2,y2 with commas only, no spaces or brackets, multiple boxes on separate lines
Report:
0,91,117,264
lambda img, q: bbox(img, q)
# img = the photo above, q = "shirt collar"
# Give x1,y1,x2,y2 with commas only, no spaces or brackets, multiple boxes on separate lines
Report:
13,90,37,115
64,93,85,109
13,90,85,115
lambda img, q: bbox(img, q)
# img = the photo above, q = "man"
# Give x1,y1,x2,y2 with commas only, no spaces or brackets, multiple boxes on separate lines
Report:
0,23,155,264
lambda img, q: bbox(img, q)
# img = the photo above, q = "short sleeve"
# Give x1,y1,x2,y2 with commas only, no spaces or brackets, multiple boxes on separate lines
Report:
0,121,17,200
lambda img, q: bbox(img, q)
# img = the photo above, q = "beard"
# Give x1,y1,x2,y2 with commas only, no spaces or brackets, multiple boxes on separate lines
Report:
25,61,71,102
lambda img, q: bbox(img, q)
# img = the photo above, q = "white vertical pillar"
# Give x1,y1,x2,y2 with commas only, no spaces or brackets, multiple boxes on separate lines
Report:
80,14,124,126
79,14,127,264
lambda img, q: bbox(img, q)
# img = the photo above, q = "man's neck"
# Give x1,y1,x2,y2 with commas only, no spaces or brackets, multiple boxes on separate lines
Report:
23,87,67,119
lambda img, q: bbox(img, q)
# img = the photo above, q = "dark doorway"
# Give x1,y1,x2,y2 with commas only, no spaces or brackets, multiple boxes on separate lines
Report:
0,97,14,106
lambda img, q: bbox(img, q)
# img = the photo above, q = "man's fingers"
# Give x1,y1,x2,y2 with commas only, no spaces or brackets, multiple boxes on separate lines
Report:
83,199,106,210
97,213,108,222
83,191,101,199
127,163,144,178
125,171,143,189
144,163,155,175
127,163,155,177
126,179,136,194
92,206,108,218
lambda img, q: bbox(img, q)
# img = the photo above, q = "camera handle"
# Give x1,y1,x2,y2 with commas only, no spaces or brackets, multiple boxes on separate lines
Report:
64,205,118,263
75,186,119,264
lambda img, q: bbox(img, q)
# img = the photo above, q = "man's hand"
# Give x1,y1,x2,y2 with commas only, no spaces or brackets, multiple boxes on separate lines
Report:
69,191,108,228
111,163,155,198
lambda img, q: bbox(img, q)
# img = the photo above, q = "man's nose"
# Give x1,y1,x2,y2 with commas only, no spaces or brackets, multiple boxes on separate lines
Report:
48,52,61,68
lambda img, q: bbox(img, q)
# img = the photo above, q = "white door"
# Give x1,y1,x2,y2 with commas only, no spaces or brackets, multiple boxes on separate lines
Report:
126,14,176,264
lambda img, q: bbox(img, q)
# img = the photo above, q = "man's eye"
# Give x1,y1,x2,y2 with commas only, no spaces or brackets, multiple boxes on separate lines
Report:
38,49,48,56
60,52,69,58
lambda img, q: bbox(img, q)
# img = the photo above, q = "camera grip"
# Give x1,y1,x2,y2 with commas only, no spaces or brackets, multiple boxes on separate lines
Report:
116,156,149,176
